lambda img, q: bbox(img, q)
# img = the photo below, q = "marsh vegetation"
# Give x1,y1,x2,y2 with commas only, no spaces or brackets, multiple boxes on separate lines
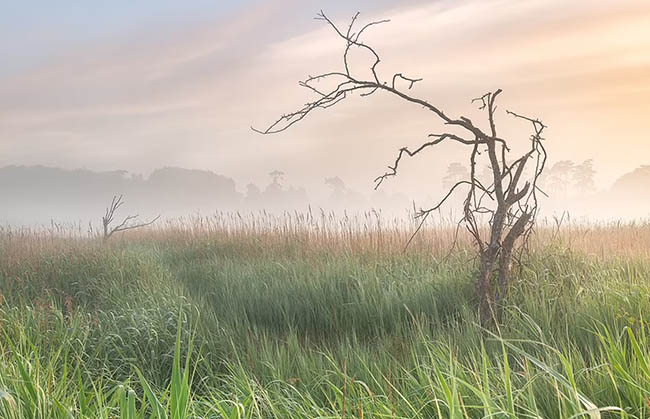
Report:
1,213,649,417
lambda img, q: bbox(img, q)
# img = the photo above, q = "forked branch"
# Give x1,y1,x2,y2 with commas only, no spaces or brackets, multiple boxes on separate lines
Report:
102,195,159,239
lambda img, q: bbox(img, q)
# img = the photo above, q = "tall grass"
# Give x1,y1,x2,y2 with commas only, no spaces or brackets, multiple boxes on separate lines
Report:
1,211,650,417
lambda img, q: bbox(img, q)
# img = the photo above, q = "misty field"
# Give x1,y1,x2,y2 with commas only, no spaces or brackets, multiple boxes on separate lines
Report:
1,213,650,418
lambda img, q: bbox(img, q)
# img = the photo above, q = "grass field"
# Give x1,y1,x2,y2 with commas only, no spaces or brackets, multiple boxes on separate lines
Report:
1,212,650,418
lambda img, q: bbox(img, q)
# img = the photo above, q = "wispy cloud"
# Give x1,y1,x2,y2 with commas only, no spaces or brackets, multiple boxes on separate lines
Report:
1,0,649,194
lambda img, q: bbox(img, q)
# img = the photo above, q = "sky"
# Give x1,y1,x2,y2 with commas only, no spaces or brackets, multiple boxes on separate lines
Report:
2,0,649,198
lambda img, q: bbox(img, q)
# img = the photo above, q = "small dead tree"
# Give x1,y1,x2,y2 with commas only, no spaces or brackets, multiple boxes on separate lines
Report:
254,11,547,323
102,195,159,239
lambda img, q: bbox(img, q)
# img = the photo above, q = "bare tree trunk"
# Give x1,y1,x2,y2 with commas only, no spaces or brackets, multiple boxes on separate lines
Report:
496,211,532,303
477,249,497,324
496,250,513,303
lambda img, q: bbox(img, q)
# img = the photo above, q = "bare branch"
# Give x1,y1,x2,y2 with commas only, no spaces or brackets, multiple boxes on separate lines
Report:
102,195,159,239
374,133,486,189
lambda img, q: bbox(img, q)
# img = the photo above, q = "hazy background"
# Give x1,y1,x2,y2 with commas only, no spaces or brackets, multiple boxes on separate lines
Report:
2,0,650,226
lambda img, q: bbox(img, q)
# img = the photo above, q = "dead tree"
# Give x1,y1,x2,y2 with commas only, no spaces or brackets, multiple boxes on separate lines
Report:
254,11,547,323
102,195,159,239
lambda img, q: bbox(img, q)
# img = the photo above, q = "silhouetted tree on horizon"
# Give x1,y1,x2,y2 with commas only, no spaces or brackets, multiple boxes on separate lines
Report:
269,170,285,187
325,176,346,192
543,160,575,197
612,165,650,196
442,162,470,191
573,159,596,194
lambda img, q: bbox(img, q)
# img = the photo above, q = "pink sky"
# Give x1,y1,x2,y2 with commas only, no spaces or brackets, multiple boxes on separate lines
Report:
1,0,649,197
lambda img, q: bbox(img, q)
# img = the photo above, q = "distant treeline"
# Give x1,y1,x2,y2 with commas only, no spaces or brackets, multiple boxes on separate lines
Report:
0,166,410,225
1,163,649,225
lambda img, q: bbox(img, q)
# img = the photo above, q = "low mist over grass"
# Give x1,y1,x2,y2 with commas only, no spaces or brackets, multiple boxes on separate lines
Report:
1,213,650,417
4,0,650,417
